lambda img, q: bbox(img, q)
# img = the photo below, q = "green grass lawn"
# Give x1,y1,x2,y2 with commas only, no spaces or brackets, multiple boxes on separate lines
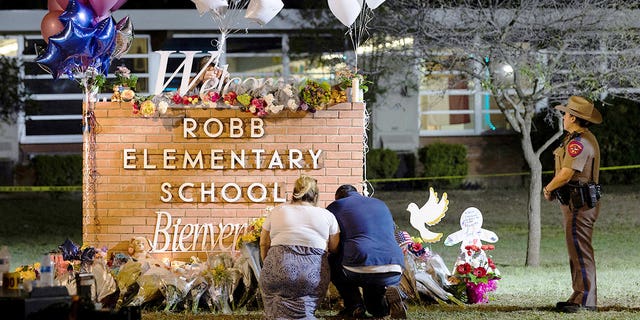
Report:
2,185,640,319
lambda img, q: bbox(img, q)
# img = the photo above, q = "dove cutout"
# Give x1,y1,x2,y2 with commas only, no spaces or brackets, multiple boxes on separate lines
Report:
407,187,449,243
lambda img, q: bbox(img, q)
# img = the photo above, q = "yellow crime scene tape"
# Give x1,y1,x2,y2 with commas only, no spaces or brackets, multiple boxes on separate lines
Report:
367,164,640,183
0,186,82,192
0,165,637,191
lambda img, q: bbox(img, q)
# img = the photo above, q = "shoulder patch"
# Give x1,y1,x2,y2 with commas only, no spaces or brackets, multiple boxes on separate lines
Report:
567,140,584,157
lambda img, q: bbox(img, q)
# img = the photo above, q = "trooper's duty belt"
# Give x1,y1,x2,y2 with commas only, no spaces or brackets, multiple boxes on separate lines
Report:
554,181,602,209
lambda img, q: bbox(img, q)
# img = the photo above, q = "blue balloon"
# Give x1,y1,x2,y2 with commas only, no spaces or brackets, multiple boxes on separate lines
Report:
59,0,96,28
58,238,80,261
38,0,118,79
49,21,95,58
92,17,116,59
36,42,66,78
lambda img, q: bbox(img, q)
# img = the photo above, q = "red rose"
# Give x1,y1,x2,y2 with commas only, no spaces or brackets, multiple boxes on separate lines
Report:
172,94,182,104
456,263,472,275
411,242,423,252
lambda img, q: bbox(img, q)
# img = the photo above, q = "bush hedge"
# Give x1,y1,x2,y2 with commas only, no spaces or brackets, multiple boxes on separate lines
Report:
31,154,82,186
366,148,400,180
418,142,468,188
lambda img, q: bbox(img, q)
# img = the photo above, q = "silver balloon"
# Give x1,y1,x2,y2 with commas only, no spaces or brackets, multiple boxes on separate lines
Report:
112,16,133,60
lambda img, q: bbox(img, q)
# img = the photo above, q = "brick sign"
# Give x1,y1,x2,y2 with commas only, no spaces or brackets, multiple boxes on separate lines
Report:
86,102,365,261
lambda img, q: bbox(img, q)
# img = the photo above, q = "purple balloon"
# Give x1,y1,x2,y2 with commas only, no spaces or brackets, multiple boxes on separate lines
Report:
59,0,96,27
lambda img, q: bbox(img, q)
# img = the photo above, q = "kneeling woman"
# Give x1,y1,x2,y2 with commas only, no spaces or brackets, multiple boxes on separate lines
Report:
259,175,340,319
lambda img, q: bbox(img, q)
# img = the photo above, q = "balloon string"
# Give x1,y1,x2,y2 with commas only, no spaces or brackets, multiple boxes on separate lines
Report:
82,79,101,244
348,4,373,72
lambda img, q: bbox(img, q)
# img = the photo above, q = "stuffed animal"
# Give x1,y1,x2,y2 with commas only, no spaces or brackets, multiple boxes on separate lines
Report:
128,236,152,261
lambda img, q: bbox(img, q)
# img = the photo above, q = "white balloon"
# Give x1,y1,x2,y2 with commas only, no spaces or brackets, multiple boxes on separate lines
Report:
190,0,229,15
245,0,284,25
365,0,385,9
328,0,362,27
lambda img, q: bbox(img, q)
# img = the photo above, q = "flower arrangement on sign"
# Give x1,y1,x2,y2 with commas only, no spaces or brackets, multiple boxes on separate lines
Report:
110,66,138,103
109,64,365,118
335,65,370,93
448,244,500,304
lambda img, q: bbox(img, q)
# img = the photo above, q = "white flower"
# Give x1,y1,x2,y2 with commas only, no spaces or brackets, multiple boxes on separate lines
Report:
158,101,169,114
264,93,275,106
287,99,298,111
249,105,256,113
282,84,293,97
269,104,284,114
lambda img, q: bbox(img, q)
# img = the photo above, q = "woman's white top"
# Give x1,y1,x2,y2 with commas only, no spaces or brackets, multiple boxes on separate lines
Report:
263,204,339,250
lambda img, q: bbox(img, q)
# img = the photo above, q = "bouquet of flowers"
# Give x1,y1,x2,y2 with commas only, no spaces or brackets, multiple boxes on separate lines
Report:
237,216,266,247
110,66,138,102
335,66,370,93
448,244,500,304
299,79,331,111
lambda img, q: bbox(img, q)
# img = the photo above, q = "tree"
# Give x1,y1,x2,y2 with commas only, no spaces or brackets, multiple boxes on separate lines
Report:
0,56,33,124
368,0,640,266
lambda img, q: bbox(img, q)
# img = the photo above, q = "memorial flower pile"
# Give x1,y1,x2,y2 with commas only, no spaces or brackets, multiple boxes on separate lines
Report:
448,244,500,304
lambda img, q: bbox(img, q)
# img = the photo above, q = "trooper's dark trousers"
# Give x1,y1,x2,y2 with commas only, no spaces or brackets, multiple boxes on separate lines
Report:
561,202,599,308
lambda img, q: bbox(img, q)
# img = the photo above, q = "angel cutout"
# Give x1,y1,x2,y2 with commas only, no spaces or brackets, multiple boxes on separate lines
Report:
444,207,498,250
407,187,449,243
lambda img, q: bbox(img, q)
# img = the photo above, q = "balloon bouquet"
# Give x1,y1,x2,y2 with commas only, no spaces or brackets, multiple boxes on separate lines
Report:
190,0,284,59
37,0,133,232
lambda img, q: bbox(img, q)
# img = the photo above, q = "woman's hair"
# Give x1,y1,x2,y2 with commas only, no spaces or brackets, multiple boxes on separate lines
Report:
576,117,592,128
292,175,318,204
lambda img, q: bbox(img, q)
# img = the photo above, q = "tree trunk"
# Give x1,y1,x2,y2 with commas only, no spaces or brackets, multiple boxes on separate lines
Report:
520,132,543,267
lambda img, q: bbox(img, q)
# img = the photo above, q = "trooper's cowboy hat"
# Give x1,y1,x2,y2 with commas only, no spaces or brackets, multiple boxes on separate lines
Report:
555,96,602,124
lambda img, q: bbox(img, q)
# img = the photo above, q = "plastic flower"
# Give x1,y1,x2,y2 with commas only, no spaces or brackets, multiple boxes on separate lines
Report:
140,100,156,117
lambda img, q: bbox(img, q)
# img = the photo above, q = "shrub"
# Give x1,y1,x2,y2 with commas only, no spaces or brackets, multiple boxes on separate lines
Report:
418,142,468,188
31,155,82,186
366,148,400,180
591,97,640,184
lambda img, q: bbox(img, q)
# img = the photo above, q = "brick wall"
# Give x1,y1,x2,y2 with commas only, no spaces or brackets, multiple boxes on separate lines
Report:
86,102,365,260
